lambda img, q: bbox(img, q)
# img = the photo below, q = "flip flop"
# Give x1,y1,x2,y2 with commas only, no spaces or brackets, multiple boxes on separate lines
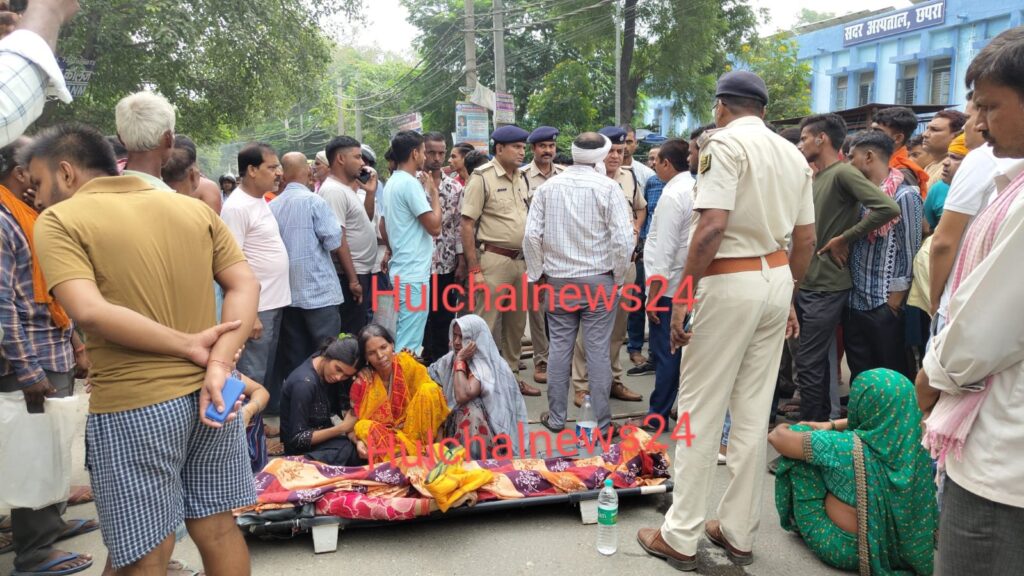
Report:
11,552,93,576
67,486,93,506
55,519,99,543
1,531,13,555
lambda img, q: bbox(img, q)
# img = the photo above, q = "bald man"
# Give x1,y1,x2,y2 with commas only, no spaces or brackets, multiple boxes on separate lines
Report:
267,152,345,411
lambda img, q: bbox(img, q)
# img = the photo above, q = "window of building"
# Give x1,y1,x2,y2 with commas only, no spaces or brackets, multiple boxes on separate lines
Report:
896,64,918,105
930,58,952,105
834,76,848,110
858,71,875,106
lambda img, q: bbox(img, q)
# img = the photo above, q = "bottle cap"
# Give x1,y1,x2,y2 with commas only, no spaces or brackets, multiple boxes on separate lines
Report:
604,478,612,487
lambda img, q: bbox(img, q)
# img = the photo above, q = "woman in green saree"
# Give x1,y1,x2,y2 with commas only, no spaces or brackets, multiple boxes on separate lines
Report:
768,368,937,575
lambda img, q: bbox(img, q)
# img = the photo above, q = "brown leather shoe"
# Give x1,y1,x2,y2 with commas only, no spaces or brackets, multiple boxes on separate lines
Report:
519,380,541,397
637,528,697,571
611,382,643,402
623,416,659,433
629,351,648,366
574,390,588,407
705,519,753,566
533,361,547,384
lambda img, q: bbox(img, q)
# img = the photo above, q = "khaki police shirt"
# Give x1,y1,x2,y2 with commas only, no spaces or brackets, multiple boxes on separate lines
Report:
693,116,814,259
461,160,530,250
522,161,565,198
613,167,647,213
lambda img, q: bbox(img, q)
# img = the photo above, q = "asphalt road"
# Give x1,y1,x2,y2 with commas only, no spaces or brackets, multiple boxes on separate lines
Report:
1,350,849,576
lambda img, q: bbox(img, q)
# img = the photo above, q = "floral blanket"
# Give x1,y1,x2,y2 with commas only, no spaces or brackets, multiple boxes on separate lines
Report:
240,432,670,522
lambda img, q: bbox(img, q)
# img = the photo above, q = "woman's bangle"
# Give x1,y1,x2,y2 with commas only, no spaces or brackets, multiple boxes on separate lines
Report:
74,345,86,354
454,360,467,372
468,266,481,274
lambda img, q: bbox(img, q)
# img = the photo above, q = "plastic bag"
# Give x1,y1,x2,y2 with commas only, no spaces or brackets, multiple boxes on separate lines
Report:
0,392,88,510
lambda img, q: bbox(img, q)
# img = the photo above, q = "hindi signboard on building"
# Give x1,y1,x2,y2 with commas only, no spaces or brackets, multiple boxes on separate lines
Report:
843,0,946,47
455,102,490,150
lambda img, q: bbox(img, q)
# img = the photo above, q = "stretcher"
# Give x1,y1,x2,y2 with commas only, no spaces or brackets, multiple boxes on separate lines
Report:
237,482,674,553
236,432,672,553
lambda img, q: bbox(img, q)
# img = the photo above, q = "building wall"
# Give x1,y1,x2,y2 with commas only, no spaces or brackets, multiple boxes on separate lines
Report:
796,0,1024,114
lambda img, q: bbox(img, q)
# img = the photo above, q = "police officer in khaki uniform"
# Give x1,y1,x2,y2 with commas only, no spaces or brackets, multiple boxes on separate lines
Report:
569,126,646,407
461,125,542,397
522,126,565,385
636,71,816,570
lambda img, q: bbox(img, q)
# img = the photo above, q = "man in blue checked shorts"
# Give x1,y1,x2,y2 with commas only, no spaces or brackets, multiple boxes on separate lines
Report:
29,122,261,575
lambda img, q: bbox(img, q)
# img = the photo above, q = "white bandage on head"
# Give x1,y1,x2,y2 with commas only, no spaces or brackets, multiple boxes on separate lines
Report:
572,134,612,174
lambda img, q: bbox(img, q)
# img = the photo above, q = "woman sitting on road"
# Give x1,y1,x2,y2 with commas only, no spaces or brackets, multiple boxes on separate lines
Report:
349,324,449,465
428,315,529,459
768,368,937,575
279,336,362,466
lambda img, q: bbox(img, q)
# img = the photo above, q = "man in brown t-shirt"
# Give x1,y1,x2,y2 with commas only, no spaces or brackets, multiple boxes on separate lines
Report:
29,124,260,575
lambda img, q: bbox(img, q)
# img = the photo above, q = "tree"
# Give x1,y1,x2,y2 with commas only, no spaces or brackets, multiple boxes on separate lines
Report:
735,34,812,121
526,60,598,134
552,0,761,126
795,8,836,27
51,0,365,142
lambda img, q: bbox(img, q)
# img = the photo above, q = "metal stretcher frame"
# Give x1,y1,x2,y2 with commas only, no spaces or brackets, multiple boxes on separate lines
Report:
239,481,673,553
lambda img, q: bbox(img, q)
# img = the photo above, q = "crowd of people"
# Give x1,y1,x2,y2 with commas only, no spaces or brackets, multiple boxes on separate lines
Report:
1,1,1023,575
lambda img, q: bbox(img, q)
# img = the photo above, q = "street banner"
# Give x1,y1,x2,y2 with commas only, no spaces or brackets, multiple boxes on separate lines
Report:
455,101,490,151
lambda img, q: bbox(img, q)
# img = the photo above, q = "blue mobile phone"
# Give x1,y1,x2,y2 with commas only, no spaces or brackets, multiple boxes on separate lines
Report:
204,375,245,423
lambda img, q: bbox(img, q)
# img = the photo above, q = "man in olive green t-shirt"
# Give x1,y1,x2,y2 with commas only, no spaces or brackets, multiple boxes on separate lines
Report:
794,114,901,422
28,124,260,574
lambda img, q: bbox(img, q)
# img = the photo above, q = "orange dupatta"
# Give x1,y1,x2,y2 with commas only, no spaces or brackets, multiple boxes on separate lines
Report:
889,147,930,200
0,185,71,329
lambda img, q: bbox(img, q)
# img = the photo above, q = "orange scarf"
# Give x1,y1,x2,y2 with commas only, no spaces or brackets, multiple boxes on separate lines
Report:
0,186,71,329
889,147,929,200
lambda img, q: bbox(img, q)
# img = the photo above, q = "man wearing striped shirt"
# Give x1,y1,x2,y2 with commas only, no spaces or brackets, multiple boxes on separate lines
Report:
523,132,634,435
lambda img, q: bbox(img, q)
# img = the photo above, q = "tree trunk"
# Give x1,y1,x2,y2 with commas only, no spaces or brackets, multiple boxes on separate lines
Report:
619,0,638,123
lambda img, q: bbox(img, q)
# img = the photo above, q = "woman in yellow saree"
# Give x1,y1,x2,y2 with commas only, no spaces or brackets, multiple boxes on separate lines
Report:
349,324,450,464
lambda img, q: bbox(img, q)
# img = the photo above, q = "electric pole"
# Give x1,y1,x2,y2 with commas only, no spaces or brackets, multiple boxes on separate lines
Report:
464,0,477,91
614,0,622,125
493,0,508,127
336,88,345,135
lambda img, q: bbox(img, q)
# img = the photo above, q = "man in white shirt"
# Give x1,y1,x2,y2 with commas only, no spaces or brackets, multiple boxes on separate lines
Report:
523,131,634,437
221,143,291,411
624,139,694,432
918,26,1024,575
0,0,77,148
928,90,1024,327
320,135,378,334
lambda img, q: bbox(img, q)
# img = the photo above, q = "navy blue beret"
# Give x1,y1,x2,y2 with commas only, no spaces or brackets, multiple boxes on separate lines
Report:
715,70,769,105
598,126,627,144
527,126,559,144
491,125,529,144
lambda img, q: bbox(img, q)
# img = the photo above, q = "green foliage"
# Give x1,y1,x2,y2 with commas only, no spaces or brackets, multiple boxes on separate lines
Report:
526,61,597,135
734,34,812,121
51,0,364,142
795,8,836,27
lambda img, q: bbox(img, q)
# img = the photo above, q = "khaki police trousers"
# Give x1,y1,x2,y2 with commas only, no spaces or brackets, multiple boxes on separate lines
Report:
661,264,792,555
473,250,527,377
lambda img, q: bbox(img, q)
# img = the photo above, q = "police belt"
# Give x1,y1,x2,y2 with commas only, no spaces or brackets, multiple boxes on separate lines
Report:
481,244,523,260
704,250,788,277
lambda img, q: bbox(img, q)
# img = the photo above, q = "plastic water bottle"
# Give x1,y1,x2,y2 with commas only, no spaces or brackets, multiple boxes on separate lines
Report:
596,478,618,555
576,394,597,450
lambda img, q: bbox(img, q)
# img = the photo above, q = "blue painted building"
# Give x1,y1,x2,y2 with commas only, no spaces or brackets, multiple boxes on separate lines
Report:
797,0,1023,114
641,0,1024,136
